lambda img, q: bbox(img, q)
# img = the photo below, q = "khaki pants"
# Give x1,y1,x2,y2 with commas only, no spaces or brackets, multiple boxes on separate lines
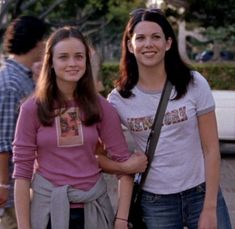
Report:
0,208,17,229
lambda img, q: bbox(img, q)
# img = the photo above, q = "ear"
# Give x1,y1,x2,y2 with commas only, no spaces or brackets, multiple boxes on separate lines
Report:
127,40,134,53
165,37,172,51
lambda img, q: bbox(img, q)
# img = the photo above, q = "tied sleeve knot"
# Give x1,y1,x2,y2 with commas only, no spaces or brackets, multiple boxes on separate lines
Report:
30,173,114,229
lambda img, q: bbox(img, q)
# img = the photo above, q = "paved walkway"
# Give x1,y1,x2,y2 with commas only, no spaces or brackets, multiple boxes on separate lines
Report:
220,156,235,227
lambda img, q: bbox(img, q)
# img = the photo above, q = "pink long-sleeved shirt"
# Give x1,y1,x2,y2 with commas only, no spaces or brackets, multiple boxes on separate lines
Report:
13,95,130,191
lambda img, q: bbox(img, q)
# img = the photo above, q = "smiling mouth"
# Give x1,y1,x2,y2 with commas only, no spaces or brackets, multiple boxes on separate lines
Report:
66,70,79,74
142,52,156,57
143,51,156,54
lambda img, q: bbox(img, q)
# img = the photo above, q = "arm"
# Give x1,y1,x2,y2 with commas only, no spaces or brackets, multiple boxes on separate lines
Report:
0,91,18,207
97,152,147,174
0,152,9,206
14,179,31,229
95,101,147,174
197,111,220,228
114,175,133,229
12,99,38,229
95,137,147,174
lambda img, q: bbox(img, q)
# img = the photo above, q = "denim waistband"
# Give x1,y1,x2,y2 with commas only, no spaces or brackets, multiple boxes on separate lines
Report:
142,182,206,197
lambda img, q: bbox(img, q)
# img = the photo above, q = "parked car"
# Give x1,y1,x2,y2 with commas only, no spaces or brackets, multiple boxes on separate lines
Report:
212,90,235,142
195,50,214,62
195,50,234,62
220,50,235,60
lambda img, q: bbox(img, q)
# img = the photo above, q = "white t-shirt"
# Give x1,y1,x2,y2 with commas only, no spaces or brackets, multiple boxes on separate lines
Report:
108,71,215,194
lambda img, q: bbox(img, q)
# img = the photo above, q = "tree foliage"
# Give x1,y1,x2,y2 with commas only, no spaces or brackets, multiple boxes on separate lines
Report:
1,0,234,61
162,0,235,61
0,0,145,59
186,0,235,28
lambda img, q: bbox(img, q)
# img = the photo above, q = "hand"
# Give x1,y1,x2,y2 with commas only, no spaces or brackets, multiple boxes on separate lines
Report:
0,187,9,207
122,152,148,174
198,207,217,229
95,139,107,156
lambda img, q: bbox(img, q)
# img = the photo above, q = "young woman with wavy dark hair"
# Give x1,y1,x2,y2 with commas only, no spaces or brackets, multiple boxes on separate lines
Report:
12,26,147,229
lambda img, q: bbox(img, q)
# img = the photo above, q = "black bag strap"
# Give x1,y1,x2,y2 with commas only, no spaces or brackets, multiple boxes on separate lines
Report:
139,80,173,187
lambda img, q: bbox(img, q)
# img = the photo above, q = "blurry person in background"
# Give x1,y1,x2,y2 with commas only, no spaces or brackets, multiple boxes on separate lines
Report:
31,40,46,82
32,60,44,82
0,15,47,229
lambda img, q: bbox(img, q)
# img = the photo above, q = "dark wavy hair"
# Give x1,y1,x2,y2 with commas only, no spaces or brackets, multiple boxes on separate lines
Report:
35,26,101,126
3,15,47,55
117,8,193,99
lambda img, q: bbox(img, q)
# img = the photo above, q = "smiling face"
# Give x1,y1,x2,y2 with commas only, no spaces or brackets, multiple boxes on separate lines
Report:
128,21,172,69
52,37,86,87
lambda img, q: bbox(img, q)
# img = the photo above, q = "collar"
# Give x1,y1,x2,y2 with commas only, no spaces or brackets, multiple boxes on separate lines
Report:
5,58,33,78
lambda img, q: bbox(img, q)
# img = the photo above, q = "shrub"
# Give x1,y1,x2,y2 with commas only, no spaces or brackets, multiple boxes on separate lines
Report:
101,62,235,97
100,63,119,97
193,63,235,90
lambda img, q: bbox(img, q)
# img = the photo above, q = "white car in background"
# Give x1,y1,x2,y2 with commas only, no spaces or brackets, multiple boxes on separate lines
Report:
212,90,235,142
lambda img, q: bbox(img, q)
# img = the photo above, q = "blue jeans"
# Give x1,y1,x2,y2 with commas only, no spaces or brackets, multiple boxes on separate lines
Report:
141,183,231,229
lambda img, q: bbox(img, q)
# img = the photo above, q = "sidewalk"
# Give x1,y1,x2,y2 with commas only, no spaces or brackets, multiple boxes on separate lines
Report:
220,157,235,227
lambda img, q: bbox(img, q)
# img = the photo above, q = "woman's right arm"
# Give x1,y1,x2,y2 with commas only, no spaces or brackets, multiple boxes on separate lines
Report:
13,99,38,229
14,179,31,229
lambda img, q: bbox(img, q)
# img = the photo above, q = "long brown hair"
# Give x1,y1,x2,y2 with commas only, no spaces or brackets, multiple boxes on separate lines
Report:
35,26,101,126
118,8,192,99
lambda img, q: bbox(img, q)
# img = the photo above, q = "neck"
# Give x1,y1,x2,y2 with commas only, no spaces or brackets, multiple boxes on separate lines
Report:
138,65,167,91
11,55,34,69
56,80,76,101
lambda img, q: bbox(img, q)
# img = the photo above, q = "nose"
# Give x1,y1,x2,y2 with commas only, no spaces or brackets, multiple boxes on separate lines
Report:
68,57,76,65
144,38,153,47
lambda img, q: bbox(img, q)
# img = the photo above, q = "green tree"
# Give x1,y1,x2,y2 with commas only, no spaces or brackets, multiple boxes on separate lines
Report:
186,0,235,28
0,0,145,60
160,0,235,62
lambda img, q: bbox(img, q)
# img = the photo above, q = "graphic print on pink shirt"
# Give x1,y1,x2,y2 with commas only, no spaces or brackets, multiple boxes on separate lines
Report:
55,107,83,147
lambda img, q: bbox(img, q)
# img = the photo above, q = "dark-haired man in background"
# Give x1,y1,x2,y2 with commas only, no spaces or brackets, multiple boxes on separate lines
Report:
0,15,47,229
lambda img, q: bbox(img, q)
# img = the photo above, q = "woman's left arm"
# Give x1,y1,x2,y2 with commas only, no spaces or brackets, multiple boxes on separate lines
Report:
114,174,133,229
198,111,221,228
97,96,147,174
